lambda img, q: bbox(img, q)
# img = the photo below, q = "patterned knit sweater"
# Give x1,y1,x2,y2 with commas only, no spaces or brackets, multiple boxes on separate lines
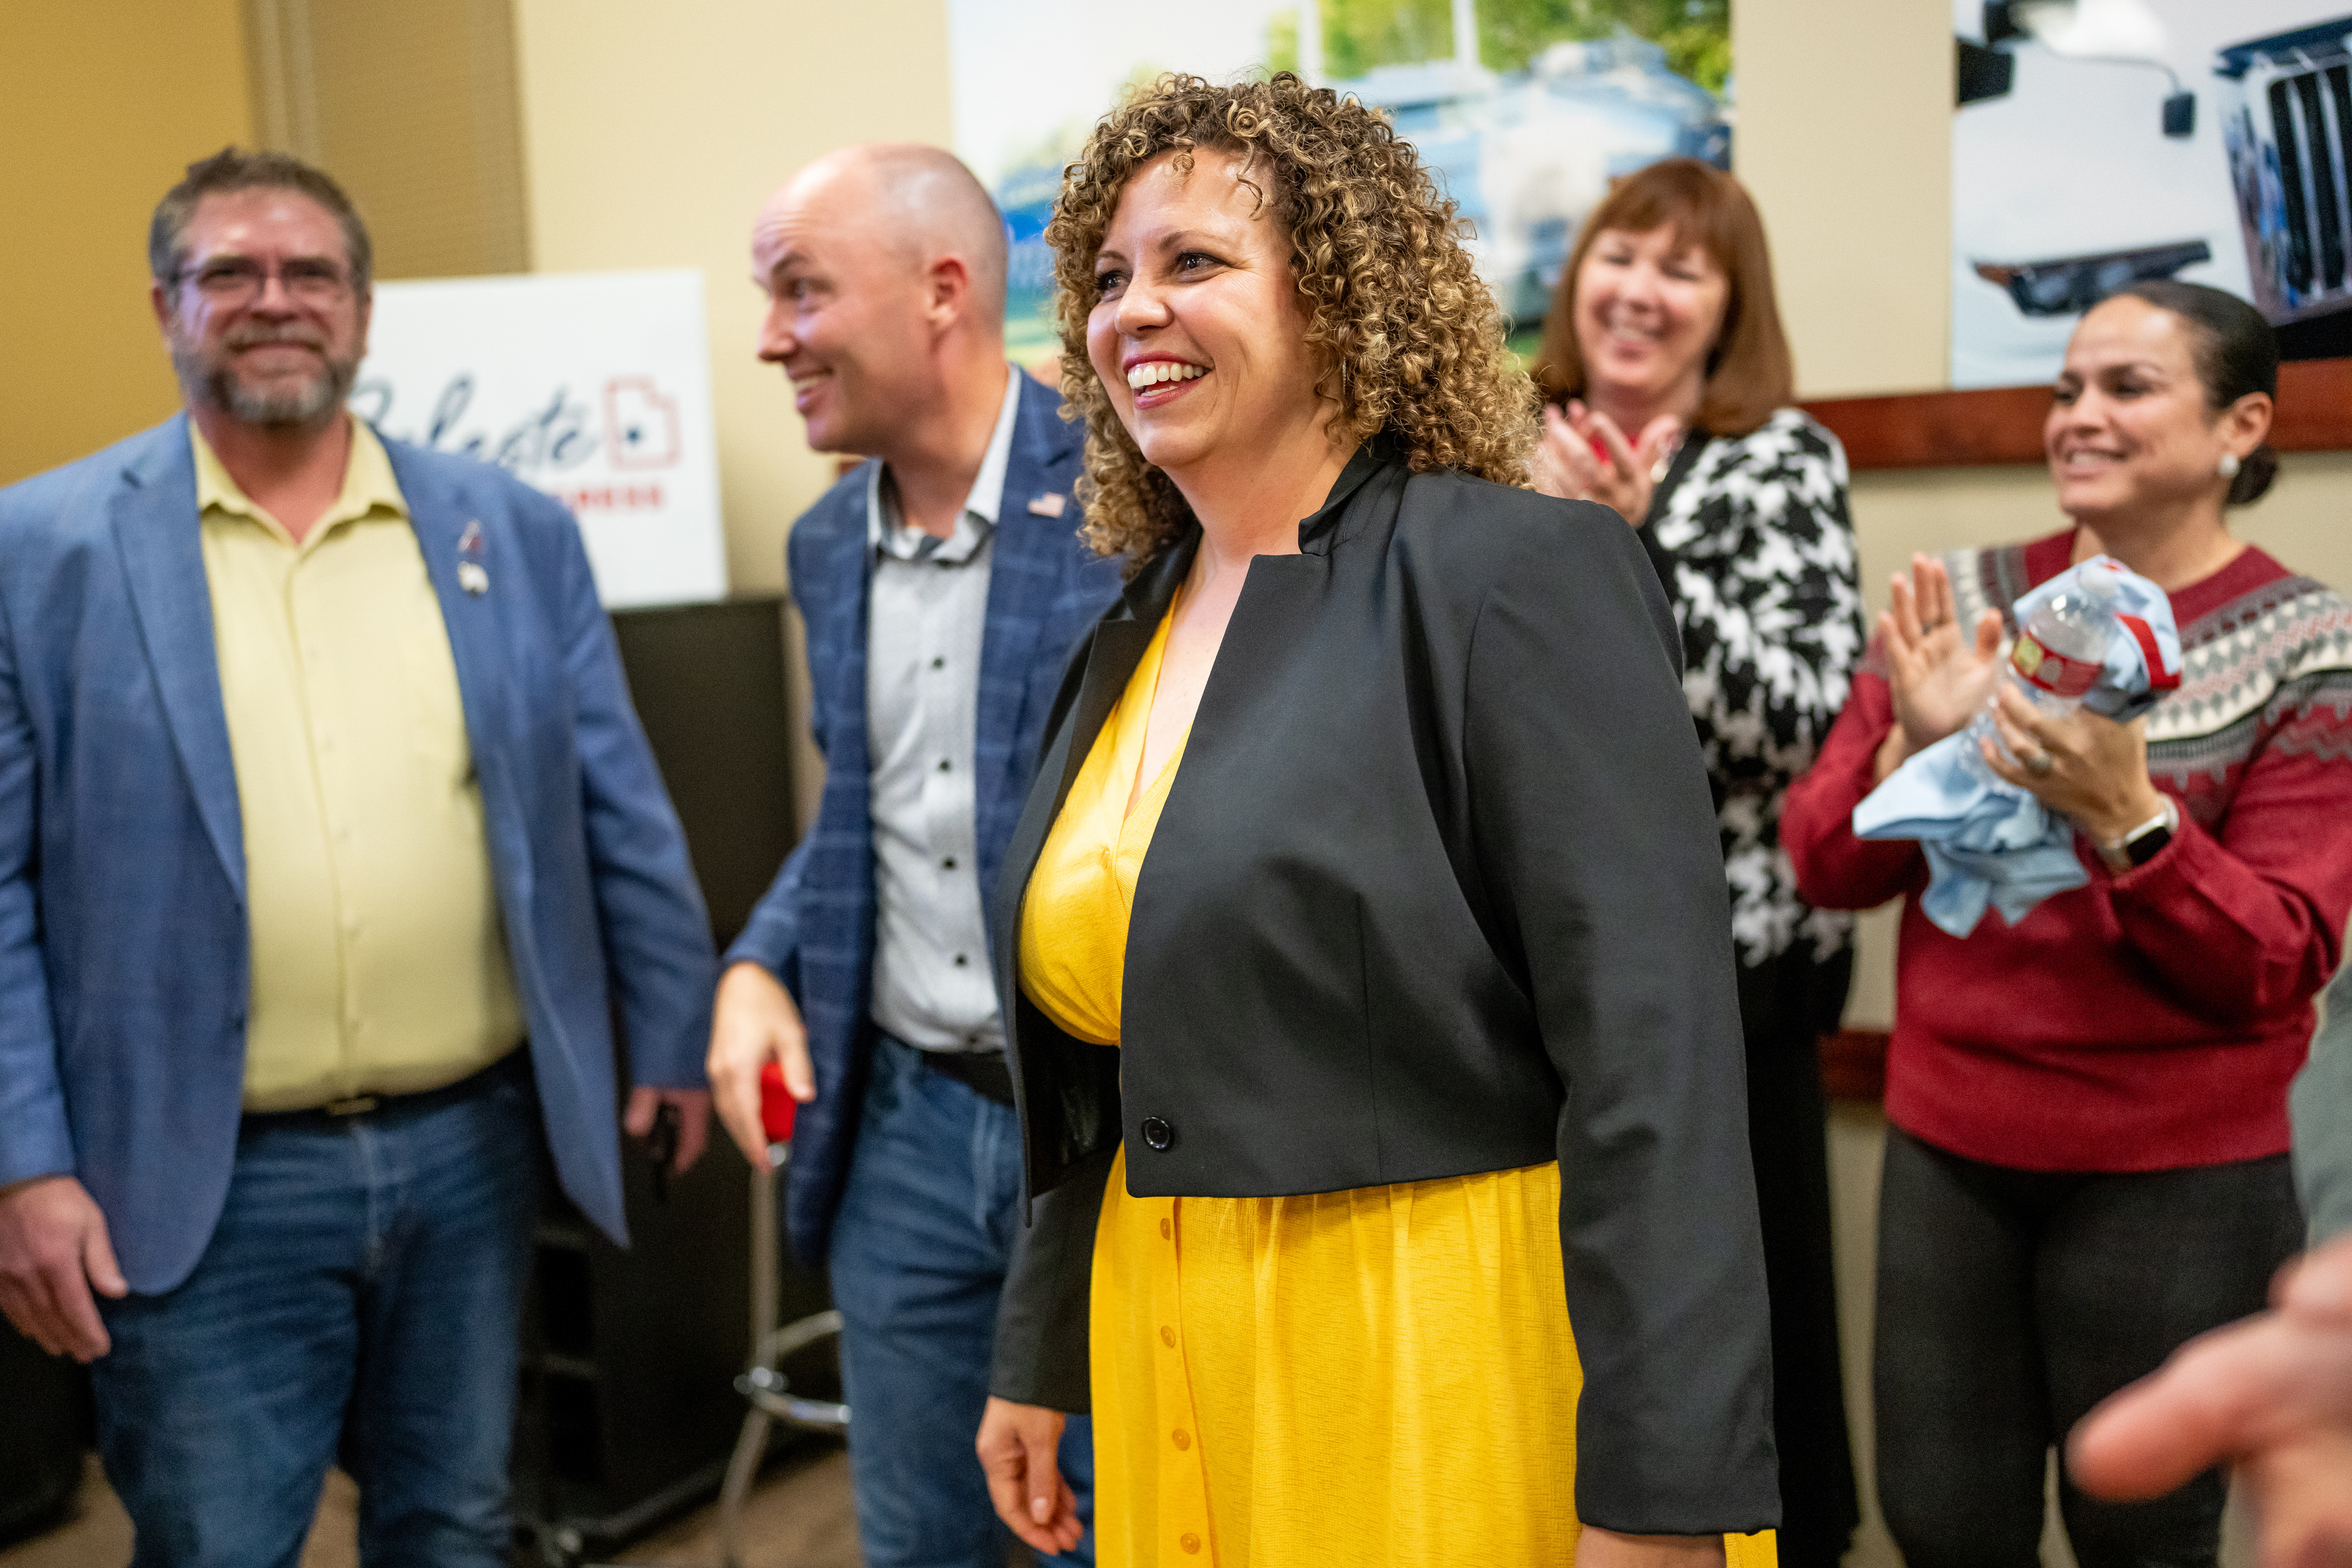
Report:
1644,408,1867,969
1784,529,2352,1171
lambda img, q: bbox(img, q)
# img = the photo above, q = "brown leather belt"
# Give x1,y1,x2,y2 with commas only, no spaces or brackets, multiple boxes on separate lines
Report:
241,1048,530,1127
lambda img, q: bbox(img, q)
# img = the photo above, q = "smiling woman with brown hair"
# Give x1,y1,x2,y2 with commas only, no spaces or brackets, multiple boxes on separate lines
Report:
1783,282,2352,1568
971,74,1781,1568
1529,157,1867,1568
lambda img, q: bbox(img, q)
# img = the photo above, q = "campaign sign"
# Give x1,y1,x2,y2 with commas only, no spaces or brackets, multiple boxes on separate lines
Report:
349,269,728,608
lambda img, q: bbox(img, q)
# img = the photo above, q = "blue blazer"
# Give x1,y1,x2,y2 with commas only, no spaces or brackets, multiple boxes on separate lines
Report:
0,416,717,1294
726,372,1123,1264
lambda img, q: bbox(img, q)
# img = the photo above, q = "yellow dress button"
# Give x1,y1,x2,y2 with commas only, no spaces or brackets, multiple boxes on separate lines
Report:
1171,1428,1191,1450
1160,1218,1172,1240
1181,1533,1201,1555
1160,1325,1176,1347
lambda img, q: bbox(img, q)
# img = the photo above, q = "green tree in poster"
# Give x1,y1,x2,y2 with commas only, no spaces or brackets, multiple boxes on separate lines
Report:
1267,0,1730,94
1480,0,1730,93
1322,0,1454,77
1266,11,1302,74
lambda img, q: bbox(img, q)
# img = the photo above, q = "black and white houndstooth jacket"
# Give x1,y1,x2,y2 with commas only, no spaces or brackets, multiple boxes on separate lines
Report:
1644,408,1866,967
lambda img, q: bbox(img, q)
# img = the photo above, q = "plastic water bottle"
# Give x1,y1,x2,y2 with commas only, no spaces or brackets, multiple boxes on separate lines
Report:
1957,570,2121,782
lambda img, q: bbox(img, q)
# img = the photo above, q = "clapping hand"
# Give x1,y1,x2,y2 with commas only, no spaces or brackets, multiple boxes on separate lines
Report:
1532,401,1682,527
1875,554,2006,782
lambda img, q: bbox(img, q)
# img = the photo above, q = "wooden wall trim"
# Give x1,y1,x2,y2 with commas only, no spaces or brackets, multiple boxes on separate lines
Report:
1802,358,2352,472
1801,385,2047,471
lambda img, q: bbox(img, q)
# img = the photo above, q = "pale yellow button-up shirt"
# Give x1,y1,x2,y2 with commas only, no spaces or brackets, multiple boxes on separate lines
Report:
194,420,524,1111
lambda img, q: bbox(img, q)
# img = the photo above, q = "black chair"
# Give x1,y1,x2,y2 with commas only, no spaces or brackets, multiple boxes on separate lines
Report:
510,595,840,1568
0,1320,92,1548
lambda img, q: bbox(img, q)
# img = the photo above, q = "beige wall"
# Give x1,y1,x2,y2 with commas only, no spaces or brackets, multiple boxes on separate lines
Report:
245,0,532,280
508,0,953,827
1735,0,1951,399
510,0,953,599
0,0,254,485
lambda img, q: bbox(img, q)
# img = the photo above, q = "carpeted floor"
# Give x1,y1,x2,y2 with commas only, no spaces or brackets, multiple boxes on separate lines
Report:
0,1446,864,1568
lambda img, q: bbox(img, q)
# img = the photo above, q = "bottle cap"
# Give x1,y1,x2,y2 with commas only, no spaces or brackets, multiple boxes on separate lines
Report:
2078,567,2120,600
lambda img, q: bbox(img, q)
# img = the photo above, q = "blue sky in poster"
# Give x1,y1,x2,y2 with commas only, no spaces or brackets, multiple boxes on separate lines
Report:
946,0,1293,191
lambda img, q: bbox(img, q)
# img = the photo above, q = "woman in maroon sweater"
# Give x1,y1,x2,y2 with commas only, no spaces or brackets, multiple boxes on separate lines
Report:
1783,281,2352,1568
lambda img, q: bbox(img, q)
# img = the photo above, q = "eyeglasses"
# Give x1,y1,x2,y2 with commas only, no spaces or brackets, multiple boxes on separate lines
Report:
174,257,355,306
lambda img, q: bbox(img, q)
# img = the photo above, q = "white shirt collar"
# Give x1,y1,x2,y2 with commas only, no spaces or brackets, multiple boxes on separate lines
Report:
867,365,1024,562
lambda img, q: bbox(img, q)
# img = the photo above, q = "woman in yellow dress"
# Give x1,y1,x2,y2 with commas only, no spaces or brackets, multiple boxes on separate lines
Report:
975,74,1780,1567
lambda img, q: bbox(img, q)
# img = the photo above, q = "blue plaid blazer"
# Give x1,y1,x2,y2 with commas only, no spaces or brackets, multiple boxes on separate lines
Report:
726,373,1123,1263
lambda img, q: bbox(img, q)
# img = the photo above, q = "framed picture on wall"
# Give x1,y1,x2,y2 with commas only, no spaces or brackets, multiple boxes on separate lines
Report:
946,0,1730,368
1811,1,2352,470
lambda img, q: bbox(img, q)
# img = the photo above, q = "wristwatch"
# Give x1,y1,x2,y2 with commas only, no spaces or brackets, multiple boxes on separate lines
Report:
2096,795,2179,875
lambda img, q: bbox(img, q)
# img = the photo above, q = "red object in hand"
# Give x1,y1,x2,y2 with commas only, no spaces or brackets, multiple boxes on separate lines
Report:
759,1062,800,1144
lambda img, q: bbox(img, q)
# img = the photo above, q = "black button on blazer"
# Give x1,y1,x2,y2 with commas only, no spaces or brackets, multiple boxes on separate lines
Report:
987,446,1780,1536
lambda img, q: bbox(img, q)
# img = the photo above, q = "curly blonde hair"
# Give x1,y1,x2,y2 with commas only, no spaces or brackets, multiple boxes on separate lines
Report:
1047,72,1537,564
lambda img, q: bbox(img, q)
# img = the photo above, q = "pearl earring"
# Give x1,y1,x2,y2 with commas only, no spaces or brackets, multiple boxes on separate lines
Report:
2218,452,2241,479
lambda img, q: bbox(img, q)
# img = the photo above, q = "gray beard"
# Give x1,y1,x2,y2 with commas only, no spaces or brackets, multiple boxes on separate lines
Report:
173,343,358,430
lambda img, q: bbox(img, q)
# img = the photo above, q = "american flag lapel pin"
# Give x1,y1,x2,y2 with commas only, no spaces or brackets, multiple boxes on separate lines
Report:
456,521,489,596
1027,492,1067,518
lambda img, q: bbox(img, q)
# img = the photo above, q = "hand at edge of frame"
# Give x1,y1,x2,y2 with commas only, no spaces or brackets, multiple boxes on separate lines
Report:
0,1173,126,1362
2069,1233,2352,1568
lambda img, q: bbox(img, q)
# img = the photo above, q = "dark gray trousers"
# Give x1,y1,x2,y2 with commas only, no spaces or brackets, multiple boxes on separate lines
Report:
1874,1126,2300,1568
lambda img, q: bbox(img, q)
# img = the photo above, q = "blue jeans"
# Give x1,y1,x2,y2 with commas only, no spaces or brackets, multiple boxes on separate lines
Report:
91,1055,543,1568
829,1034,1094,1568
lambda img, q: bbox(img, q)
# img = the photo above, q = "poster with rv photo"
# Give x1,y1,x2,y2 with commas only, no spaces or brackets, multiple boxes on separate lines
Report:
947,0,1730,367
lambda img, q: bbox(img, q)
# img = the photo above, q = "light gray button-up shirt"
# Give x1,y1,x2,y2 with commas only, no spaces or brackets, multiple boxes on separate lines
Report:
864,367,1022,1053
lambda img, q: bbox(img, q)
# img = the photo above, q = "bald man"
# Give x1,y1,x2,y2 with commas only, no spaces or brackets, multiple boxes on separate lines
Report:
706,145,1120,1567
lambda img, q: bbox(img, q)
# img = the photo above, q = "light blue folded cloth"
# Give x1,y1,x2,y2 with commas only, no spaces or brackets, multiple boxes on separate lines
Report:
1852,556,2182,936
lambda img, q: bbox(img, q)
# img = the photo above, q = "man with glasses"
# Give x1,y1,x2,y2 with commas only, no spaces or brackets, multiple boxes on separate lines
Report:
0,148,717,1566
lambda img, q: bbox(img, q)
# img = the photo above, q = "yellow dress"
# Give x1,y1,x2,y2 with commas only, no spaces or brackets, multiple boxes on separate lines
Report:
1019,607,1777,1568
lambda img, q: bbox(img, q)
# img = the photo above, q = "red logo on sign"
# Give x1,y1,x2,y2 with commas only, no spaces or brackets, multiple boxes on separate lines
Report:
604,377,681,470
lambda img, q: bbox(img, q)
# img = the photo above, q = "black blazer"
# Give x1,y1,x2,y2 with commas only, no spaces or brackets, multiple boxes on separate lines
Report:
988,446,1778,1535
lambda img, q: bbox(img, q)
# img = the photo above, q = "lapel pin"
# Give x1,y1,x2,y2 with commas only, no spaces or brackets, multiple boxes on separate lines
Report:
1027,492,1067,518
456,521,488,594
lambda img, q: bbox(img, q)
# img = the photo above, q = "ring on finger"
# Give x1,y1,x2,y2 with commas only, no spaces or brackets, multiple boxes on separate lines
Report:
2024,750,2056,776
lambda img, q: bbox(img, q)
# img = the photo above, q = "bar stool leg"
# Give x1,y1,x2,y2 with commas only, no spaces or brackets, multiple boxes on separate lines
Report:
719,1150,782,1568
